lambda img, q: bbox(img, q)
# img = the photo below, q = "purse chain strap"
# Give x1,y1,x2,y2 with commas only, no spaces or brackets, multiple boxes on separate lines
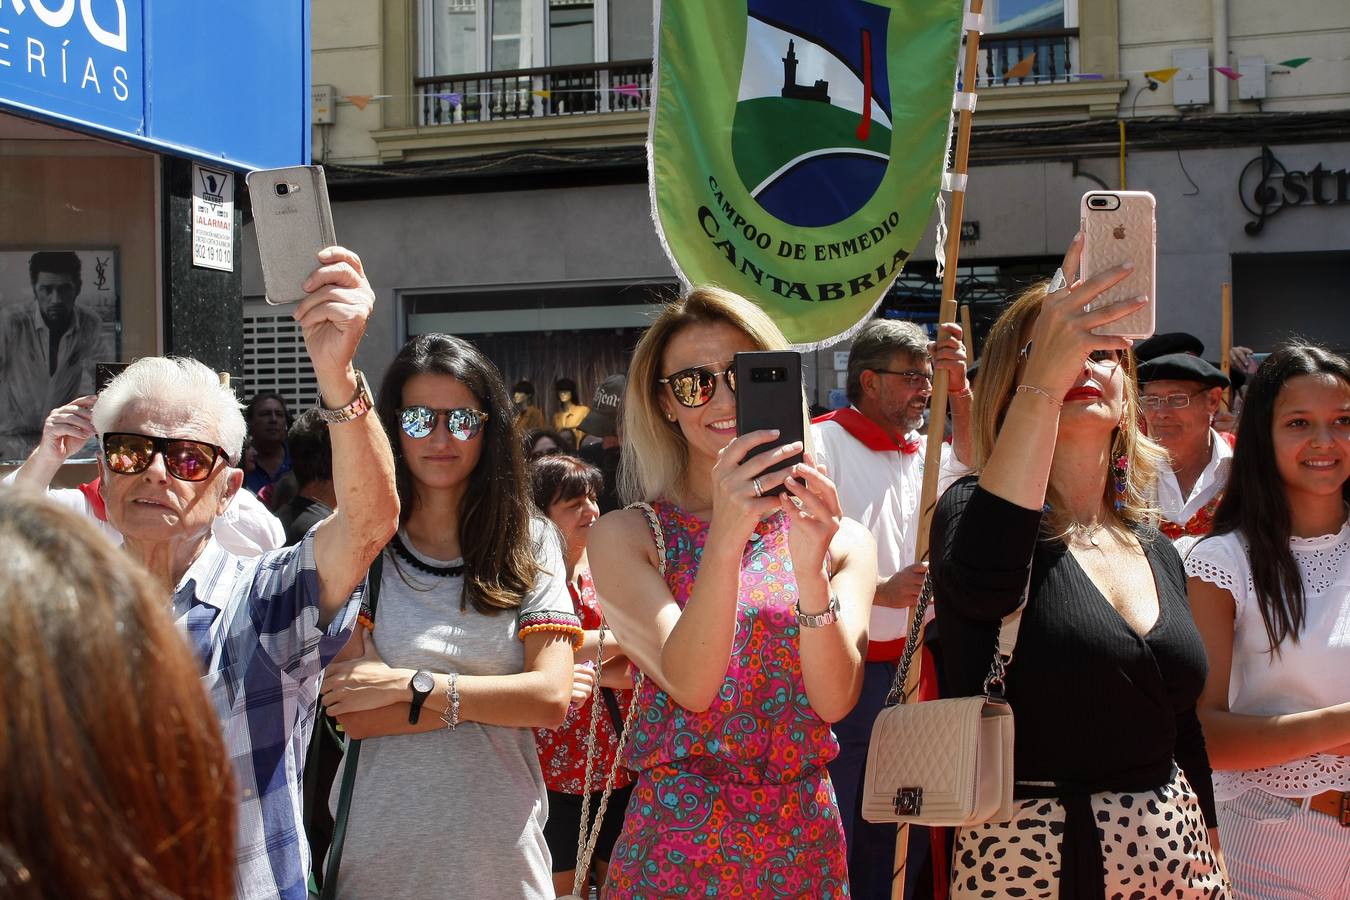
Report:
884,571,1028,707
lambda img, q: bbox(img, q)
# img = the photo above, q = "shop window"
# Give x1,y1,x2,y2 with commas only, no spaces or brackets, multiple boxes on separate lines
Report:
418,0,653,125
241,308,319,414
1232,251,1350,355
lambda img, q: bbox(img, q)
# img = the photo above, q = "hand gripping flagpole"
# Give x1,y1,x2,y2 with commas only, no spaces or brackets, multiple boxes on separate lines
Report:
891,2,984,897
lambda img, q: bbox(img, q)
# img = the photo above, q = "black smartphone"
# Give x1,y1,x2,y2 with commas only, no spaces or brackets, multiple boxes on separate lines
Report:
95,361,129,393
734,350,805,497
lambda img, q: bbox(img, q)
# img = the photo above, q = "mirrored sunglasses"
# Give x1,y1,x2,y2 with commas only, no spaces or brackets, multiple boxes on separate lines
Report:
102,432,226,482
398,406,489,440
658,363,737,409
1020,341,1124,369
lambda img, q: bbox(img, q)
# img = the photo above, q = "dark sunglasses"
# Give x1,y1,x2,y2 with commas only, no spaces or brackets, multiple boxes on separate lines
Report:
658,362,737,408
398,406,489,441
1019,341,1124,368
102,432,227,482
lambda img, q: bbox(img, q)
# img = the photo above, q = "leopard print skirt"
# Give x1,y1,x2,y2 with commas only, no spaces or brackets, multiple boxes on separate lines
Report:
951,767,1230,899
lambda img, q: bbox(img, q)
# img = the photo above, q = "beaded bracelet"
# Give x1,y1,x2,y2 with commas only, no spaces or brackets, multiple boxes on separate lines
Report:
440,672,460,730
1015,383,1064,409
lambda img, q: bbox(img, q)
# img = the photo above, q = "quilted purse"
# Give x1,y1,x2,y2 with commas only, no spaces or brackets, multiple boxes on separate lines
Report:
860,575,1025,827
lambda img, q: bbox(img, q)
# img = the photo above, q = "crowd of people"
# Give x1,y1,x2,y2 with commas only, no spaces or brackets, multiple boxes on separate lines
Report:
0,234,1345,900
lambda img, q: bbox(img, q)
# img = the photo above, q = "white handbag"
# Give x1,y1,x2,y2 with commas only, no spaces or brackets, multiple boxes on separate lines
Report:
860,576,1025,827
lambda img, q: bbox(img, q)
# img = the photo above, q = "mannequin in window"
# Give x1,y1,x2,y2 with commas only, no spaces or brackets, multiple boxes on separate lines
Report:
552,378,590,447
514,380,547,433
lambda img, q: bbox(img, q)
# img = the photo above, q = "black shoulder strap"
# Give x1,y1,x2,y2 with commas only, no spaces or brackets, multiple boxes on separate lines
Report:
318,550,384,899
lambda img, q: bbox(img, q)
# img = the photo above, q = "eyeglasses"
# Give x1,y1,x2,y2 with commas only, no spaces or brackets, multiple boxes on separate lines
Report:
102,432,227,482
397,406,489,441
1019,341,1124,370
871,368,934,387
1140,388,1208,411
658,362,737,408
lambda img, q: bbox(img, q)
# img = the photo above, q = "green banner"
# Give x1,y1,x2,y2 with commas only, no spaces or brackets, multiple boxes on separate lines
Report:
650,0,963,346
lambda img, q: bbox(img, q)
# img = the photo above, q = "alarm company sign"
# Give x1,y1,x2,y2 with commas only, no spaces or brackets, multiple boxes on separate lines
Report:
0,0,142,132
1240,145,1350,236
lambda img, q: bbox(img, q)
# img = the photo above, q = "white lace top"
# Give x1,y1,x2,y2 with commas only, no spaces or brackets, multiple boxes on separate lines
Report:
1181,527,1350,799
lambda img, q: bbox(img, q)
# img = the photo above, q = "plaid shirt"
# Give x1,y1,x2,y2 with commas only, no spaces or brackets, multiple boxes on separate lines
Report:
174,530,363,900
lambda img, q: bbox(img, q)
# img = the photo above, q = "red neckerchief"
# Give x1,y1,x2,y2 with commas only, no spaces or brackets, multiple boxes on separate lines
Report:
1159,433,1235,539
78,478,108,522
812,407,920,454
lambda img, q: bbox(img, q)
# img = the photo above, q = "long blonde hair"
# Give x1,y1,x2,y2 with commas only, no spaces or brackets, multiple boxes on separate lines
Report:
971,281,1166,538
621,286,806,505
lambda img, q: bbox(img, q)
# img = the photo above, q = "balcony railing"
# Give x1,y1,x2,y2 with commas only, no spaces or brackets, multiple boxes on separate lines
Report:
415,59,653,127
975,28,1078,87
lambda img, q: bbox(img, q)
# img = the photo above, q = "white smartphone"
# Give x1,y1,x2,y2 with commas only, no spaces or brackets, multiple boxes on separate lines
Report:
1079,190,1156,339
246,165,337,305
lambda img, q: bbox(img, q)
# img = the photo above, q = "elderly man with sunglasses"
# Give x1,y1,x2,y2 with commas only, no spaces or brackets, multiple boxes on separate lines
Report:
87,247,399,900
1137,352,1234,541
809,317,972,900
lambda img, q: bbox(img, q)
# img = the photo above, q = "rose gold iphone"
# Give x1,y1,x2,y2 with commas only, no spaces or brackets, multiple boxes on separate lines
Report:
1079,190,1156,339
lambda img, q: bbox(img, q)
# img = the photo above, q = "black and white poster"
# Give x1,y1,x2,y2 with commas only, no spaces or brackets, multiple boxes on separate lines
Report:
0,248,120,461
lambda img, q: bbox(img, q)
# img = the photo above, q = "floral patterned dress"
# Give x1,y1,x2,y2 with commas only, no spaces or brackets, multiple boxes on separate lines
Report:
603,502,849,898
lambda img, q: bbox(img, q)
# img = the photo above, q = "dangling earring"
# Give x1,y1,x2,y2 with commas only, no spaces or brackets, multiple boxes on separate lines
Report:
1111,429,1129,511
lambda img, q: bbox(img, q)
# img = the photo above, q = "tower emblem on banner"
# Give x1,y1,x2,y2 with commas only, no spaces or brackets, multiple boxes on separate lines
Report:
733,0,893,228
648,0,963,346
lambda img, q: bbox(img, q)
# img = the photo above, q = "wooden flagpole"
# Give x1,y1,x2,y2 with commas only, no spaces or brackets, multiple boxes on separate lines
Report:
891,3,985,897
1220,283,1233,409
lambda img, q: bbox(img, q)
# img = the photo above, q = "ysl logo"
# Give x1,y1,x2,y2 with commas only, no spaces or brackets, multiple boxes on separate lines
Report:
94,256,109,290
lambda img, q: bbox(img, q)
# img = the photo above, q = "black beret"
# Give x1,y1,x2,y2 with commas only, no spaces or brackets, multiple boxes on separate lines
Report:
1134,332,1205,362
1136,352,1230,389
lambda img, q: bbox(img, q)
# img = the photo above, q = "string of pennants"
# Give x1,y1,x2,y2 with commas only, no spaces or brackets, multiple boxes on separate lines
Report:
337,83,647,110
983,53,1345,84
332,54,1344,109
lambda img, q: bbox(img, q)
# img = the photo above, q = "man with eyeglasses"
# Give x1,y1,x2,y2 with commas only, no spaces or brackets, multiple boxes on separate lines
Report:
811,317,973,900
1137,352,1234,541
86,247,399,900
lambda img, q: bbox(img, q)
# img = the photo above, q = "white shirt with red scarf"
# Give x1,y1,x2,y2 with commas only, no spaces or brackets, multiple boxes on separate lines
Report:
811,407,972,661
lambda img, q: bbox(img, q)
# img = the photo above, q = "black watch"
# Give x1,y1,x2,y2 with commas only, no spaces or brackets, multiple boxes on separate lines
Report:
408,670,435,724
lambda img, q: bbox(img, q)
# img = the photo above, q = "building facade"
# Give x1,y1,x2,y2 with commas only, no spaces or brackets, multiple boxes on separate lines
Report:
244,0,1350,411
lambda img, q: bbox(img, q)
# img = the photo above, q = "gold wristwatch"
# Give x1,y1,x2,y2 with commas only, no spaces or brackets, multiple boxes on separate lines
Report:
317,370,373,424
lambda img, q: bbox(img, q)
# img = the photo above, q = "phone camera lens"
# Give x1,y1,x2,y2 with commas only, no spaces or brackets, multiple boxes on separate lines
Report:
274,183,290,197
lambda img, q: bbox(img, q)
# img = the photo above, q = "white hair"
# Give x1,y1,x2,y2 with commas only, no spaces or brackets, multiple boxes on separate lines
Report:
91,357,246,464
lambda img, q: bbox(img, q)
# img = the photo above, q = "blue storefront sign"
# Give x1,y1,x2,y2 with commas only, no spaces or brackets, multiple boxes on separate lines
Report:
0,0,309,170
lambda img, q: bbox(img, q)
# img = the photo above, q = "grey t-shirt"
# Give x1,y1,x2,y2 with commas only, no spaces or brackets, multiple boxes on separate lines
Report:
329,519,572,899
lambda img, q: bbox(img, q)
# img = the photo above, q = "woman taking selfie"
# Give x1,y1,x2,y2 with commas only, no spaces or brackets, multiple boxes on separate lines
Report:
530,454,636,897
931,236,1228,898
588,286,876,897
317,334,581,899
1184,345,1350,899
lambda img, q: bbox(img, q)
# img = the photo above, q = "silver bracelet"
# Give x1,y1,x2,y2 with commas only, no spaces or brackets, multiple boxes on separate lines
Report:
440,672,461,730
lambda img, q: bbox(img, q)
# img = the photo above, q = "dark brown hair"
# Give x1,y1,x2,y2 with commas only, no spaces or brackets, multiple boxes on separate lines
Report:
1204,343,1350,653
0,494,235,899
531,454,603,512
378,333,540,613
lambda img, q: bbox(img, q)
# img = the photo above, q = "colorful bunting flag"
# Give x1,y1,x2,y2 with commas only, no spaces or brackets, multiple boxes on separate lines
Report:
346,95,373,110
439,92,463,106
613,83,642,99
1075,72,1105,81
1278,57,1311,69
649,0,965,346
532,89,552,98
1214,66,1241,80
1144,67,1180,84
1005,52,1037,80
